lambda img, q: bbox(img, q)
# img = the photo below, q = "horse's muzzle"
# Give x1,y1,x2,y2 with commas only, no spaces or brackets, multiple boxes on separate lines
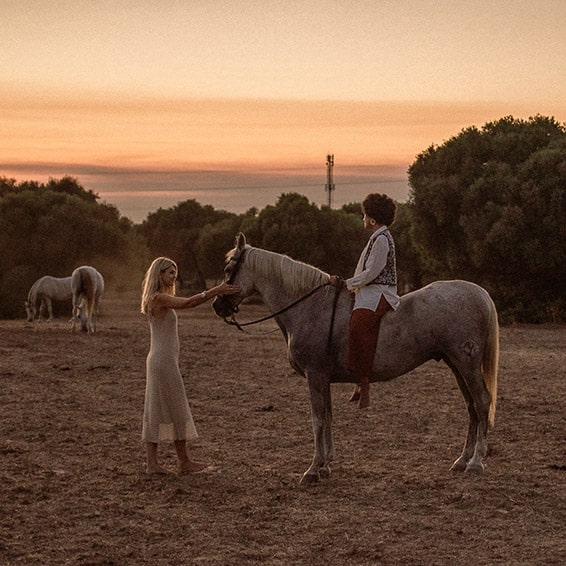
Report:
212,295,239,318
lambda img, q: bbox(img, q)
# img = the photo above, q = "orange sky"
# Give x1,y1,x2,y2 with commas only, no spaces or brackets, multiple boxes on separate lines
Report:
2,1,565,221
8,93,554,170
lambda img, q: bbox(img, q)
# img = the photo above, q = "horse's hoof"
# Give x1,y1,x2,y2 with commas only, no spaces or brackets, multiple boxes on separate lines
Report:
450,459,467,472
300,471,320,485
318,466,331,479
465,462,485,474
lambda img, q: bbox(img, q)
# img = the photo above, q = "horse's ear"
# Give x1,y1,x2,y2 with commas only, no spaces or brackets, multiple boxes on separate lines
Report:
235,232,246,250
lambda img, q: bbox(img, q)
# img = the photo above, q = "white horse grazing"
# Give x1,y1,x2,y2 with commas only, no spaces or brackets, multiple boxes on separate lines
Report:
25,276,73,322
71,266,105,333
213,233,499,484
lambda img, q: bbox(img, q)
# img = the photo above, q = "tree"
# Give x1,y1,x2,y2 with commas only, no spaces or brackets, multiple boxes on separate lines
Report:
247,193,326,265
196,216,244,282
240,193,369,277
390,202,425,293
317,205,367,276
139,199,240,289
408,115,566,322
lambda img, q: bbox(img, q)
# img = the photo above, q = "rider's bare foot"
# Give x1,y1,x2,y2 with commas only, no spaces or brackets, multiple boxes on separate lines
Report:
358,385,370,409
146,464,171,475
178,460,209,475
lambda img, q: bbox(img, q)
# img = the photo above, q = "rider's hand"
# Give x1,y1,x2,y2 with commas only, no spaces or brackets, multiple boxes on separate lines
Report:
328,275,344,288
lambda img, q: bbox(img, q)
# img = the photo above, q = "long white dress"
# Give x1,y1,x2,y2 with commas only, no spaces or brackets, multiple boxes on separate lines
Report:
142,308,198,442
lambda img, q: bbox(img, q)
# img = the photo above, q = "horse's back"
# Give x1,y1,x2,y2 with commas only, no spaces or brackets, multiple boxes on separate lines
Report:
72,266,102,287
401,280,492,315
34,275,72,298
33,275,52,291
371,280,496,377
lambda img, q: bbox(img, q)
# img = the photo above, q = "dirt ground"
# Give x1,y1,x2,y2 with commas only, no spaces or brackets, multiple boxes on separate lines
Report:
1,291,564,565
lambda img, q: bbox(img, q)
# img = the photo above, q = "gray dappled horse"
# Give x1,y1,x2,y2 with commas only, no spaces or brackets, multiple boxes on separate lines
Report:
213,233,499,485
25,275,73,322
71,266,105,333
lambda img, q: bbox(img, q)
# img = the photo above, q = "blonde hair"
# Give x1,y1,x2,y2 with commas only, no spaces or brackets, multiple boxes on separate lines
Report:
140,257,178,314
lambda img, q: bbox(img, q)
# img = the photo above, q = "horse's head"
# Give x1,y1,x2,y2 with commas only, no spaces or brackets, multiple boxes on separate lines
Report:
24,300,35,322
212,232,253,319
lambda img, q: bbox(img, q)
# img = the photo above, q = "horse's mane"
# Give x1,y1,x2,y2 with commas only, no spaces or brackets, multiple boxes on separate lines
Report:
27,277,42,303
229,245,329,297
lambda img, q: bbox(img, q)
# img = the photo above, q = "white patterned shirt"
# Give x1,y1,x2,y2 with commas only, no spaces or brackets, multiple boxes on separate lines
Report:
346,226,400,312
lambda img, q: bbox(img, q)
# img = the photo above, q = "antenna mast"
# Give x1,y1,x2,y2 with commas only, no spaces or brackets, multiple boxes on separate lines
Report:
325,154,335,208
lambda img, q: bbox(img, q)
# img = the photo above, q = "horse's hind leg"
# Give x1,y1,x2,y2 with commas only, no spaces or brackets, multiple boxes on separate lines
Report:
447,361,490,473
92,297,101,332
301,375,334,485
38,298,47,321
71,296,79,331
464,369,491,473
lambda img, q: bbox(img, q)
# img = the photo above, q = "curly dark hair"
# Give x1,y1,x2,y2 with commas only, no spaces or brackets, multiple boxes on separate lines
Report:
362,193,396,226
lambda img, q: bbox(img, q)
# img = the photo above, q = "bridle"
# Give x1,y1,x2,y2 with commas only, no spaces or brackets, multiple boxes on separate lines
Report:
225,248,246,286
221,247,343,352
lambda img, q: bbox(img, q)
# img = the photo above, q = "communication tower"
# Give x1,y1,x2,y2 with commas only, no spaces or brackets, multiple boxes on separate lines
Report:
325,154,335,208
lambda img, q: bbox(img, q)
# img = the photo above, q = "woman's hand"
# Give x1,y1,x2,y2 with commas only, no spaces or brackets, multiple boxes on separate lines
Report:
213,282,241,296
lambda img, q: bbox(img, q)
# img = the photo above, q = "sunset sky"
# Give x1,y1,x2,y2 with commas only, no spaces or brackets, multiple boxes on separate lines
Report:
2,0,565,222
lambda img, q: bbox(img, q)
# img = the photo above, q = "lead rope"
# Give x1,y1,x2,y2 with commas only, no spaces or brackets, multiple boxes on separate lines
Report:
224,280,344,355
223,282,330,331
326,278,343,354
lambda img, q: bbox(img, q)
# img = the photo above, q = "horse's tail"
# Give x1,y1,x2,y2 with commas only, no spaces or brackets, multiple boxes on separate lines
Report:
482,294,499,429
80,268,96,317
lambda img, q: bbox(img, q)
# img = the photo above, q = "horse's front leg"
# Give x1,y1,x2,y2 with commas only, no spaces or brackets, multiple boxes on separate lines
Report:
46,298,53,322
38,299,47,321
301,373,334,485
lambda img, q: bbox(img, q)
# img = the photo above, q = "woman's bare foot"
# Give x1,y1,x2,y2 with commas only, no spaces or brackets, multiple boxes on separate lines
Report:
178,459,209,475
349,385,361,402
146,464,171,475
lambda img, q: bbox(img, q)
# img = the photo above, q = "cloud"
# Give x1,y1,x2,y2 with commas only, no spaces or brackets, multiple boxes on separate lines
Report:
0,159,410,223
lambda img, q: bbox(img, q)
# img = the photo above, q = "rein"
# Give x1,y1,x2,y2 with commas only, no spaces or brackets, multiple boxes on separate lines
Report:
224,280,343,354
223,282,330,331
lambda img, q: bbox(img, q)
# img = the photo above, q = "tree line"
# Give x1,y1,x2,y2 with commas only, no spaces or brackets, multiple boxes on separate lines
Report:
1,115,564,323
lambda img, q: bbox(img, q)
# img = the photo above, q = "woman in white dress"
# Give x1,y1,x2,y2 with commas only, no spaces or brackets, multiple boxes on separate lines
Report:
140,257,240,475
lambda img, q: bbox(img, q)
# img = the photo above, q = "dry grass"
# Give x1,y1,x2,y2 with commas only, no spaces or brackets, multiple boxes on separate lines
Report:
1,292,565,565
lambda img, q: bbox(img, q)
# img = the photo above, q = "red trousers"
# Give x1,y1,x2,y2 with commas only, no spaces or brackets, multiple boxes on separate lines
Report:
347,295,391,385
